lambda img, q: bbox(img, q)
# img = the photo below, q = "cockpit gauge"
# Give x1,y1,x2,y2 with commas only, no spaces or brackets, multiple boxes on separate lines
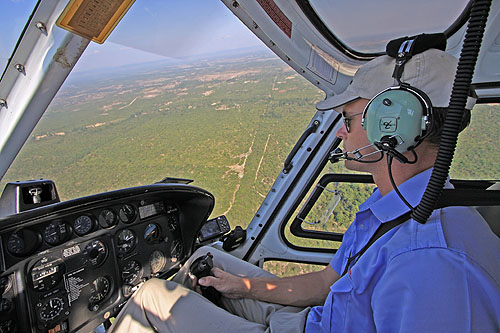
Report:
144,223,161,244
74,215,96,236
170,240,183,263
166,213,178,232
98,209,117,228
30,257,65,292
149,250,167,274
121,260,142,285
83,240,108,267
38,296,65,322
6,229,42,256
116,229,136,254
89,276,111,310
119,204,136,224
43,221,71,246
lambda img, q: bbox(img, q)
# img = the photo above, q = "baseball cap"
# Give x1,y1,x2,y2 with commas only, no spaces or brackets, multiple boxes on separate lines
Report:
316,48,476,111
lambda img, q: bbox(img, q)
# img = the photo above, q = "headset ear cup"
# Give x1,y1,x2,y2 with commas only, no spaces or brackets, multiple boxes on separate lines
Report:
362,87,430,153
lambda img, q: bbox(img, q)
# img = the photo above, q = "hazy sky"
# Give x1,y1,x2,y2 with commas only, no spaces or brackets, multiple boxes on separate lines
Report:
1,0,469,73
1,0,266,73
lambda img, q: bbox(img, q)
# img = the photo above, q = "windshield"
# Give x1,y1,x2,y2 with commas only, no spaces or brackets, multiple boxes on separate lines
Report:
0,0,323,226
308,0,470,53
0,0,39,75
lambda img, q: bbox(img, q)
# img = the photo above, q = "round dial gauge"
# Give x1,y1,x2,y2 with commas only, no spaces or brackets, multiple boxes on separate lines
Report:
7,229,41,256
144,223,161,244
89,276,111,305
149,250,167,274
116,229,136,255
74,215,95,236
39,297,65,322
119,204,136,224
121,260,142,285
43,221,71,246
83,240,107,267
98,209,117,228
30,257,65,292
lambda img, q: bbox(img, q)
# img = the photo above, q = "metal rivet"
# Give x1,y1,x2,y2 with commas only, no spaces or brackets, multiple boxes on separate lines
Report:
15,64,25,73
36,22,47,34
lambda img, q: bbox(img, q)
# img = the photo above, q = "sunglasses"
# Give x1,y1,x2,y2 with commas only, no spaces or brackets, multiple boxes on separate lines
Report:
342,111,363,133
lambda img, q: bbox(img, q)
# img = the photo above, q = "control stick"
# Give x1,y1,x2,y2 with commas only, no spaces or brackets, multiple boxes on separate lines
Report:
189,252,221,306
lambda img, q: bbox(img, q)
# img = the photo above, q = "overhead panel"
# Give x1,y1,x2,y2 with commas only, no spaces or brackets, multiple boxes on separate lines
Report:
56,0,135,44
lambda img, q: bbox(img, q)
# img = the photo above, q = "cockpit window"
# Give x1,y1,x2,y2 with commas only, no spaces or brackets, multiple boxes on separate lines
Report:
0,1,324,228
308,0,470,53
0,0,39,76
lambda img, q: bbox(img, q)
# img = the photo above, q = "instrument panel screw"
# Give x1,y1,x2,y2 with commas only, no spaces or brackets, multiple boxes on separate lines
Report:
0,99,6,109
232,1,239,8
36,22,47,34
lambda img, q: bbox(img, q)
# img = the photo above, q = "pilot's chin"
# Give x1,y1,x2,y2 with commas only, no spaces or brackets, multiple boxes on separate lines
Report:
344,160,356,171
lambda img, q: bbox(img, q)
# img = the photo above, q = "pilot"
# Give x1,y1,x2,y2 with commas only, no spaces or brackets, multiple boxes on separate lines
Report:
109,40,500,332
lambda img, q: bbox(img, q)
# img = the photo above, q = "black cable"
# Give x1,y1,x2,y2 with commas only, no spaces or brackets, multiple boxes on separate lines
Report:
388,155,415,211
412,0,492,224
406,148,418,164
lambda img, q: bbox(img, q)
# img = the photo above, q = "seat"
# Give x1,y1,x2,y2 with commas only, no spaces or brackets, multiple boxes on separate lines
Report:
475,182,500,238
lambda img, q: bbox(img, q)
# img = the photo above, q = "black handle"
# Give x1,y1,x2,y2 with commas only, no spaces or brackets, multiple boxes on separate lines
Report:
283,120,320,174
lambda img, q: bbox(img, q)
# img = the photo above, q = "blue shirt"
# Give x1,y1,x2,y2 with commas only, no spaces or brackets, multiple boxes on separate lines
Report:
305,169,500,332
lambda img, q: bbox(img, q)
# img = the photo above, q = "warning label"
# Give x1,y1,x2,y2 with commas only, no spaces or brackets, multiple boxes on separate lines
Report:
64,267,89,305
257,0,292,38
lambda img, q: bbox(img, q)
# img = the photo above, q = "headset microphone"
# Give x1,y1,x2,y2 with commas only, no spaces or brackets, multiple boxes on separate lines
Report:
329,146,383,164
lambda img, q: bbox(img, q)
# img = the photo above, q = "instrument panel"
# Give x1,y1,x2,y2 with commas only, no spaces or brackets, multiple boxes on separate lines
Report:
0,184,214,333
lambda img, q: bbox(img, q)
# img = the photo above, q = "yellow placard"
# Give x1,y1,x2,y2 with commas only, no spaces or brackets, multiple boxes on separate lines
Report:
56,0,136,44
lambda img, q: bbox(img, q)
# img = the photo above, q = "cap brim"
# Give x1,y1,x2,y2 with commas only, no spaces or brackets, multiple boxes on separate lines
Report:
316,89,360,111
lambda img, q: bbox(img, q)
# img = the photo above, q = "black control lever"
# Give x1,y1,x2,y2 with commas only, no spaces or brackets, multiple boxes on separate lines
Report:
283,120,320,174
220,226,246,251
190,252,221,306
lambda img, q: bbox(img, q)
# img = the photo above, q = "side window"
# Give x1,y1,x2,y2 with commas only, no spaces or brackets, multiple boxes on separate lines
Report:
284,173,375,251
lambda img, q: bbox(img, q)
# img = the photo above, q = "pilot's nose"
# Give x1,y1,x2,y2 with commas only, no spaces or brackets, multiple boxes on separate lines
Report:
336,121,347,140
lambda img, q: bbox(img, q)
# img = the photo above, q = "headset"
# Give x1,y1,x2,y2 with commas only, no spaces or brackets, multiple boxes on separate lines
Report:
360,34,446,160
362,84,432,155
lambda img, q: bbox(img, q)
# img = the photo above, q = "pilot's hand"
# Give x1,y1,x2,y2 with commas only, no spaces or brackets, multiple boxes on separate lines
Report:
198,267,248,299
191,277,203,295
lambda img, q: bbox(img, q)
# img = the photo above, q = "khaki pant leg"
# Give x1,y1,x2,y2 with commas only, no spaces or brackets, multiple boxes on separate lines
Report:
174,246,308,328
110,246,309,332
108,278,267,333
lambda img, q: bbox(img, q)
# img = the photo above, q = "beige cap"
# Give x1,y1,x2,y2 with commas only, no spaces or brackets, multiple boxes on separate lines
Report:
316,49,476,110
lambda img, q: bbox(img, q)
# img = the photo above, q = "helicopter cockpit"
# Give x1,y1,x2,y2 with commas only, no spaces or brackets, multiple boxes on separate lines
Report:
0,0,499,332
